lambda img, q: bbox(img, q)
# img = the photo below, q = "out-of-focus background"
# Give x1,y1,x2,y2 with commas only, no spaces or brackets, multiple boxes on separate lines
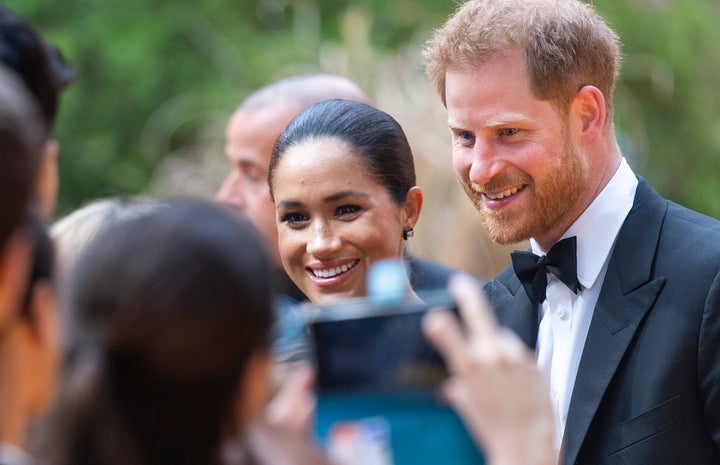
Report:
9,0,720,280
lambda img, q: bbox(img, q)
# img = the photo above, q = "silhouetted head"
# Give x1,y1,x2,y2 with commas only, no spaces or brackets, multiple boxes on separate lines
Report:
46,199,275,465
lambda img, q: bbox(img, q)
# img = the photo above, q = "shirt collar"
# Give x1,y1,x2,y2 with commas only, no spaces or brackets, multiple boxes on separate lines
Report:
530,157,638,290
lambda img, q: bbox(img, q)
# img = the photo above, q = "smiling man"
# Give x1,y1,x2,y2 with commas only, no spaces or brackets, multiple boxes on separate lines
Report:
425,0,720,464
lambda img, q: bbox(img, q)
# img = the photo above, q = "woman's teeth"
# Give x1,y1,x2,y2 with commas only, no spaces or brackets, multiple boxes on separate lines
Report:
313,260,358,278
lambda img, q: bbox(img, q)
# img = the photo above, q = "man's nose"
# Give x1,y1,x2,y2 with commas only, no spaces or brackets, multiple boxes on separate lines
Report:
215,173,247,209
467,140,504,186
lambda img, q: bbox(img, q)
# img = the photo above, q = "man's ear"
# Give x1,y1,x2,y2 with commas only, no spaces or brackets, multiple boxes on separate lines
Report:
403,186,424,229
572,85,606,145
0,230,33,333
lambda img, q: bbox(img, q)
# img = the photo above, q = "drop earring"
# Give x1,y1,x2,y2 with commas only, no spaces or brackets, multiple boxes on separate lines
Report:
402,227,414,240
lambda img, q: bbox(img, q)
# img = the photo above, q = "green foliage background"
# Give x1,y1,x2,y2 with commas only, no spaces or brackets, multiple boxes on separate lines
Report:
7,0,720,221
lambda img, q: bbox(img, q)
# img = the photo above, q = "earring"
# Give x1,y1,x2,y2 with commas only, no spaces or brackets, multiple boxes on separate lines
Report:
402,227,414,240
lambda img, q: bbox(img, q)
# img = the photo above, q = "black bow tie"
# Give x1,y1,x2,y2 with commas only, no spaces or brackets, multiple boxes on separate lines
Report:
511,236,581,306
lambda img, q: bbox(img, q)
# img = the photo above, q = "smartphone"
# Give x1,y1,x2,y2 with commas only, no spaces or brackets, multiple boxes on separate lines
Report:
305,292,485,465
307,298,449,394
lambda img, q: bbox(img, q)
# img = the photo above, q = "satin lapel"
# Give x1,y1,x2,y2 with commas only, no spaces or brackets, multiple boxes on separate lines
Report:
562,179,668,465
485,268,538,350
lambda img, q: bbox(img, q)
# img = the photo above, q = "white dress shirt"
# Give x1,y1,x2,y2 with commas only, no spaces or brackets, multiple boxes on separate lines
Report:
533,158,638,452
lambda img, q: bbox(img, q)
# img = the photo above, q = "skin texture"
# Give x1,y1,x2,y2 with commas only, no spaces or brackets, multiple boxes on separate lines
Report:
35,140,60,219
0,277,58,446
0,231,32,333
235,350,273,426
271,136,421,304
445,48,615,250
216,104,300,267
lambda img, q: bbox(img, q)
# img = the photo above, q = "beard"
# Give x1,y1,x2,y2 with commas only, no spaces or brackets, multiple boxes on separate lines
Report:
460,138,587,245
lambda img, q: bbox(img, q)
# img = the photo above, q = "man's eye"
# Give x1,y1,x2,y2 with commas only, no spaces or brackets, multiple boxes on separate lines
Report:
459,131,474,140
244,167,266,182
336,205,361,217
500,128,519,137
453,130,475,147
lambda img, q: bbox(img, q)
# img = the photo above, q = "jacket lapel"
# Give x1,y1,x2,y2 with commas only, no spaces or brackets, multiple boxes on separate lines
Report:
561,179,668,465
485,267,539,350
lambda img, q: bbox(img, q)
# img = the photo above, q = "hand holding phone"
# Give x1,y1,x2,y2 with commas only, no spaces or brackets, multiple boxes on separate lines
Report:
305,260,484,465
422,274,556,465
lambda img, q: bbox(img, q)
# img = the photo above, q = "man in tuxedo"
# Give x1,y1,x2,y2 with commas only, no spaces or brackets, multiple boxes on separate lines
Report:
424,0,720,463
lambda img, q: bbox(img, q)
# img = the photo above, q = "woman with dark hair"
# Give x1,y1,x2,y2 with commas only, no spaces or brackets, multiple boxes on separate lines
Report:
268,99,424,304
267,99,555,465
267,99,446,462
38,199,283,465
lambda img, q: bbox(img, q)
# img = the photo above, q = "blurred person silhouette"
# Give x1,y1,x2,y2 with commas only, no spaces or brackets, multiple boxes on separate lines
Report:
50,197,159,275
0,63,47,341
0,211,59,465
0,4,75,219
38,198,329,465
424,0,720,463
0,64,56,464
216,74,463,305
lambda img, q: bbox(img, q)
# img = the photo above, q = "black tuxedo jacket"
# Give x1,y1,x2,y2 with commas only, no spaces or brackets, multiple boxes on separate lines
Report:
485,178,720,464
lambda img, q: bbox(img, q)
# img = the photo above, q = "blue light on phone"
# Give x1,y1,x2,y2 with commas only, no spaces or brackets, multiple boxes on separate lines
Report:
367,259,408,306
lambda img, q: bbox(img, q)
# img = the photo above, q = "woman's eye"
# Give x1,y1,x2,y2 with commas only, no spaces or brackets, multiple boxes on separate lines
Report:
280,212,308,226
336,205,361,217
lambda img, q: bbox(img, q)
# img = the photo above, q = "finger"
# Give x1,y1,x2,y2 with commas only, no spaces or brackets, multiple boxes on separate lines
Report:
495,327,534,363
265,365,317,434
448,274,498,341
422,308,468,373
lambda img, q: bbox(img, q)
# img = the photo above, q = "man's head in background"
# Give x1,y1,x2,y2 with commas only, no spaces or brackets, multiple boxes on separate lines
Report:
0,5,74,219
216,74,369,268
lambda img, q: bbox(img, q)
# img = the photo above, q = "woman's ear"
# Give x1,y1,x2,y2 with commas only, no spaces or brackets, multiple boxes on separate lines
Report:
403,186,423,228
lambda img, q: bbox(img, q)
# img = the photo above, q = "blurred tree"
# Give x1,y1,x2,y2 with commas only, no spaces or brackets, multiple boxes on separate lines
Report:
600,0,720,217
6,0,720,223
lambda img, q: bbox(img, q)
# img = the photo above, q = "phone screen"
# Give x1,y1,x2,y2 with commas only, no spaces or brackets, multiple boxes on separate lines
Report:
309,307,447,394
